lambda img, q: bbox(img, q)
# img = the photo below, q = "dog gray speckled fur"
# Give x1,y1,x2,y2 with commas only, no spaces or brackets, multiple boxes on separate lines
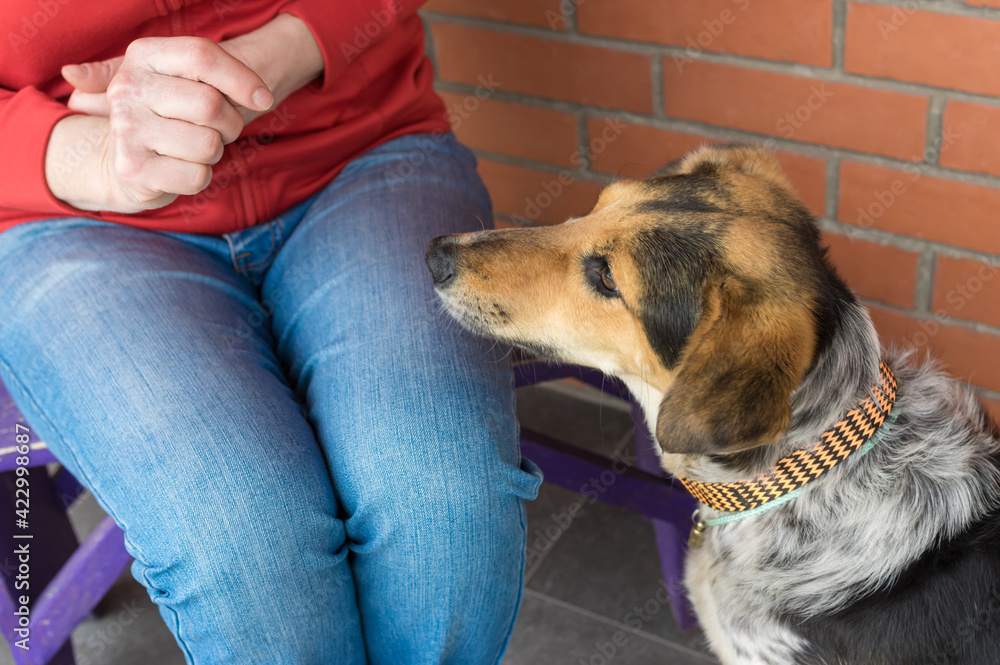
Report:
426,144,1000,664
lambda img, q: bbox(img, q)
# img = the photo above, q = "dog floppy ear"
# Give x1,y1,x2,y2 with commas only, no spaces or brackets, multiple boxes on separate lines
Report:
655,277,817,455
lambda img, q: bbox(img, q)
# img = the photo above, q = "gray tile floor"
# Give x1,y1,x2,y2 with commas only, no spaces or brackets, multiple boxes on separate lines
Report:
3,381,717,665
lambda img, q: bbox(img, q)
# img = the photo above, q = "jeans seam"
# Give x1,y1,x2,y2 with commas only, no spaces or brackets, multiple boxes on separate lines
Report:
243,222,281,271
0,354,198,664
222,233,242,276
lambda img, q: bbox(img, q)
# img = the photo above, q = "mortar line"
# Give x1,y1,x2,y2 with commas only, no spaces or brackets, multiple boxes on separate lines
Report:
914,249,937,314
824,156,841,221
435,87,1000,191
651,54,665,118
832,0,847,71
422,11,1000,106
924,94,947,165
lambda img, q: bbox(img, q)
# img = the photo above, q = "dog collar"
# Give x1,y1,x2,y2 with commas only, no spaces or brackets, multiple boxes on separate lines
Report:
677,361,898,515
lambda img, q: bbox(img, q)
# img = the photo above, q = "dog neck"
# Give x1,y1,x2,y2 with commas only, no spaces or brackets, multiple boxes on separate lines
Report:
628,295,885,484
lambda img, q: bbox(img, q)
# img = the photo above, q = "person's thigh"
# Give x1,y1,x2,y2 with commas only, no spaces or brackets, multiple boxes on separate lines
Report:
265,132,542,665
0,219,365,665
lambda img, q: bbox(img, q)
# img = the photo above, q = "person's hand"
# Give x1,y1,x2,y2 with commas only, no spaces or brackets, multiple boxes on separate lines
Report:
63,43,270,126
46,36,273,213
62,14,323,128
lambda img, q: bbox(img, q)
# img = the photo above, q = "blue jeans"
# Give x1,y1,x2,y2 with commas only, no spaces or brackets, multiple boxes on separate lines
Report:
0,133,541,664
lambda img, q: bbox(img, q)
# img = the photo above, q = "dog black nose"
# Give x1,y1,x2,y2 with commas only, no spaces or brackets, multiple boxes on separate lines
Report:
425,236,458,288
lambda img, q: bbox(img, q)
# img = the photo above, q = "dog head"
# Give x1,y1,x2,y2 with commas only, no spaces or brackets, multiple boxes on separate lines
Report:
426,144,845,456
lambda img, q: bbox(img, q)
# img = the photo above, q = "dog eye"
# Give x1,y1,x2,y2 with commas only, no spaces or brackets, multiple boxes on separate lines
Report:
600,265,618,293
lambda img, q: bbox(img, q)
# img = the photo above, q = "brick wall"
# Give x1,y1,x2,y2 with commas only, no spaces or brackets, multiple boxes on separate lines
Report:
420,0,1000,419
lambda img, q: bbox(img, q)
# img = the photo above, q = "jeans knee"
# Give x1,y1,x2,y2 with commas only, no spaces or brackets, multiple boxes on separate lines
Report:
343,448,540,562
132,489,348,618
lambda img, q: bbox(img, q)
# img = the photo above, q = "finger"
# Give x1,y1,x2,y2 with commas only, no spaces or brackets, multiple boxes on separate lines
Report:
62,56,124,94
127,37,273,112
141,114,225,166
139,74,245,144
66,90,111,116
113,141,214,199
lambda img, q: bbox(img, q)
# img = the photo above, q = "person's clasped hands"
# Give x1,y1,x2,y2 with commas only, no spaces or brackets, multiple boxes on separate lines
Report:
54,36,272,213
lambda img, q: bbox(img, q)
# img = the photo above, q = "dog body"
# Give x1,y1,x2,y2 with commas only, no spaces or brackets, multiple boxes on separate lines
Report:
425,145,1000,664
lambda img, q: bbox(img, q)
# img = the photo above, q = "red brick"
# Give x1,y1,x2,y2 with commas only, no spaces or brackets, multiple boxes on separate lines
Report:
586,121,708,178
477,158,602,225
578,0,832,67
423,0,565,29
432,24,654,114
939,101,1000,178
868,305,1000,394
845,4,1000,97
822,233,919,309
438,92,579,166
585,120,826,216
771,152,827,219
662,61,927,160
838,162,1000,255
932,255,1000,329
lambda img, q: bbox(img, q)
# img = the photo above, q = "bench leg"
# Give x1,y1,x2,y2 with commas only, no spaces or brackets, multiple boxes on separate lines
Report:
631,404,699,632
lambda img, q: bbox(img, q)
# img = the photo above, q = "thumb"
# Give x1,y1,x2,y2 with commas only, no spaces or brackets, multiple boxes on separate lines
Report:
62,56,124,93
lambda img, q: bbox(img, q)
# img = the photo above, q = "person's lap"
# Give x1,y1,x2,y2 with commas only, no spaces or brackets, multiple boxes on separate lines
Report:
0,132,540,664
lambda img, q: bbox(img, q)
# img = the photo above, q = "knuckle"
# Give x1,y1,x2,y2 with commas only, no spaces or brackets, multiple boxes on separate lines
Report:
208,134,224,164
187,165,213,193
107,71,149,108
109,112,137,140
197,88,226,123
105,73,130,101
184,37,219,69
123,38,147,60
197,130,223,163
114,146,144,177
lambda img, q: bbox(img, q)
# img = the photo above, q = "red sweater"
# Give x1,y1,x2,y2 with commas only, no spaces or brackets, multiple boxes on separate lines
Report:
0,0,449,235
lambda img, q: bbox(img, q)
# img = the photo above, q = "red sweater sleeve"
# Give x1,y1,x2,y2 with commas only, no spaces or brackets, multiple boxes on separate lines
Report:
278,0,426,90
0,86,81,217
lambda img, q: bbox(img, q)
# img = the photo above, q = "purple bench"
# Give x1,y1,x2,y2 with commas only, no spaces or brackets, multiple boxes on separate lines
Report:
0,381,132,665
0,364,697,664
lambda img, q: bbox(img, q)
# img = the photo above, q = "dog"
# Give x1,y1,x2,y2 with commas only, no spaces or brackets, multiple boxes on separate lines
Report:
424,144,1000,665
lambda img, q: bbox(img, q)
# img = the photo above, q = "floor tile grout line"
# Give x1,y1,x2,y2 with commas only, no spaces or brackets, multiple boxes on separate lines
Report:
524,428,635,587
522,588,720,663
523,427,636,582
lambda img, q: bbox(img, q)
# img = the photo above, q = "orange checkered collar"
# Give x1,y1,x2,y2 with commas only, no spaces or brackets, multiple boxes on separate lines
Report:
677,362,899,514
